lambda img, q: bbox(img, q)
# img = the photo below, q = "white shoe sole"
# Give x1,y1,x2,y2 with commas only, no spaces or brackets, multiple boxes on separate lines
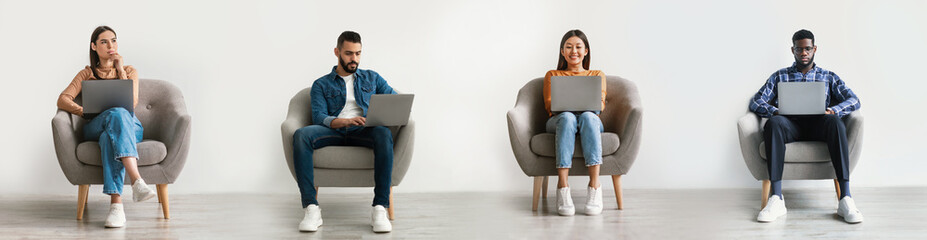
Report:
757,211,786,222
585,207,602,216
134,192,156,202
373,225,392,233
558,208,575,216
299,219,322,232
104,222,125,228
837,212,863,223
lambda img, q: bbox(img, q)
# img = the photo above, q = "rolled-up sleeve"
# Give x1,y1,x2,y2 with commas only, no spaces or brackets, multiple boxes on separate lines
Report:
827,74,860,118
749,73,779,118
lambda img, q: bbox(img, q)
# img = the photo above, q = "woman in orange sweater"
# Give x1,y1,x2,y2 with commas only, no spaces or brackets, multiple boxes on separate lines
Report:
543,29,607,216
57,26,156,228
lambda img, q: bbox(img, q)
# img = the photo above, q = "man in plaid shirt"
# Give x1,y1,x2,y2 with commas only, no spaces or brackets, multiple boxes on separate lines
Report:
750,29,864,224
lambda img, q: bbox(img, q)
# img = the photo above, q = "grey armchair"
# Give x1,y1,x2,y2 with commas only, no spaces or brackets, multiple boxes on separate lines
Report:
507,76,643,211
52,79,192,220
737,110,863,208
281,87,415,220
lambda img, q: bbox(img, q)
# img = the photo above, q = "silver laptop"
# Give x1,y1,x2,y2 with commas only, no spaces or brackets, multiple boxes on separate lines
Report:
550,76,602,112
365,94,414,126
81,79,134,119
777,81,826,115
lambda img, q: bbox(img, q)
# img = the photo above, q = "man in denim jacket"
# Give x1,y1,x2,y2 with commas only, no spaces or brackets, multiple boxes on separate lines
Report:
294,31,397,233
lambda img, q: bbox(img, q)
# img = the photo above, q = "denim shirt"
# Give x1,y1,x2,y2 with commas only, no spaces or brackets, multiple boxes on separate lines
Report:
310,66,396,128
749,63,861,118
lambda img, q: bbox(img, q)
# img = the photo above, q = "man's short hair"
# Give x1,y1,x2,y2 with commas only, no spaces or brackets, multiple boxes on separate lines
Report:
337,31,362,48
792,29,815,45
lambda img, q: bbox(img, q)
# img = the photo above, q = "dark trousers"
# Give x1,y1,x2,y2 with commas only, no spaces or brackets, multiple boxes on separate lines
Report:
293,125,394,208
763,114,850,182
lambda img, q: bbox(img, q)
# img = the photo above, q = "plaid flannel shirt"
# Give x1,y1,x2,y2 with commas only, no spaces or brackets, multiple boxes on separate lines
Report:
749,63,860,118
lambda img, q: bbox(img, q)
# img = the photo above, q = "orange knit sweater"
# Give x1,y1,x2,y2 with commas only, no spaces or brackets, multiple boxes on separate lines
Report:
57,65,138,116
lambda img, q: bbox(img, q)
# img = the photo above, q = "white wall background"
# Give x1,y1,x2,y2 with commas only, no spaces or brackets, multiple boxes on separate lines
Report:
1,0,924,195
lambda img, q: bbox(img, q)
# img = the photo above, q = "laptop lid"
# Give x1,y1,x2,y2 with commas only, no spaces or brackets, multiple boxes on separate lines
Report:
366,94,414,126
550,76,602,112
777,81,826,115
81,79,134,118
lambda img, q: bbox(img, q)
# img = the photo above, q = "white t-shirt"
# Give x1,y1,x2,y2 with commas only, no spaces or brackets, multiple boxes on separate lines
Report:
337,74,363,119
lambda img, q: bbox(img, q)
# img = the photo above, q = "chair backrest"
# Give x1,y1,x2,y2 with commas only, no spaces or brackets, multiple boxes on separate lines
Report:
515,75,641,135
71,79,187,142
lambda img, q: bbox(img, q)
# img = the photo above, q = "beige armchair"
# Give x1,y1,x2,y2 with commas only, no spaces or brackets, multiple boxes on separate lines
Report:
737,110,863,207
507,75,643,211
52,79,192,220
281,87,415,220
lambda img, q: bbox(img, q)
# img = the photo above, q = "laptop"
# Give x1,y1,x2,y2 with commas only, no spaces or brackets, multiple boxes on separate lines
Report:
550,76,602,112
81,79,134,119
777,81,826,115
365,94,414,126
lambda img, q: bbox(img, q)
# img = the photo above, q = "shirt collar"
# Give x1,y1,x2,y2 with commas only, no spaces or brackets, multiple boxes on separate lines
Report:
329,65,357,80
788,62,821,74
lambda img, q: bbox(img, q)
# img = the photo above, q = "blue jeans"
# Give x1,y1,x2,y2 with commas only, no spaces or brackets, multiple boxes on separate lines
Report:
292,125,394,208
546,112,603,168
82,107,143,195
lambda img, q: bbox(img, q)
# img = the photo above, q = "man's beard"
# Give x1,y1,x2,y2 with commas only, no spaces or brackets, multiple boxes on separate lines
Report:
339,57,359,74
794,55,815,70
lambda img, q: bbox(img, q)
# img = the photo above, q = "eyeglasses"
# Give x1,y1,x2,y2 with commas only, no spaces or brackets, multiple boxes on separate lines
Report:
792,46,815,54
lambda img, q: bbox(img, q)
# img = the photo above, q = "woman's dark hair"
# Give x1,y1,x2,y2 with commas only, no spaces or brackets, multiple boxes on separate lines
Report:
557,29,591,71
89,26,116,79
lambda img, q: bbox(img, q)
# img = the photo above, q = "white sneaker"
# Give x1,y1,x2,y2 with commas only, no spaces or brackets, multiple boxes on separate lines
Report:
837,196,864,223
104,203,126,228
556,187,575,216
132,179,156,202
371,205,392,233
757,195,787,222
299,205,323,232
585,185,604,215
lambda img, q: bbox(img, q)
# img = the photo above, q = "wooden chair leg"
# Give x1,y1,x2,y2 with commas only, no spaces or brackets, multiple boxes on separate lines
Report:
761,180,771,208
833,179,841,201
157,185,164,203
388,186,395,220
156,184,170,219
532,176,543,211
541,176,549,199
76,185,89,220
611,175,624,210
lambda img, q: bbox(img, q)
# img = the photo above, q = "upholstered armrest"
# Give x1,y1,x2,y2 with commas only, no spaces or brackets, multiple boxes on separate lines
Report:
281,108,310,179
391,120,415,184
737,113,762,145
611,105,642,172
52,110,83,184
281,115,309,140
845,111,863,143
737,112,768,180
158,106,192,182
507,102,540,175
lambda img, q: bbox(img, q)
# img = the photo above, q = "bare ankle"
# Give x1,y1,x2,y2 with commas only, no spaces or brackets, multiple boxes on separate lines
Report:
110,194,122,204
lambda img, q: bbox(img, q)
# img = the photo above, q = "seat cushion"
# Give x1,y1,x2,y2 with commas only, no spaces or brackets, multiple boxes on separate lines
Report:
758,141,831,163
76,140,168,166
529,132,620,158
313,146,378,169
